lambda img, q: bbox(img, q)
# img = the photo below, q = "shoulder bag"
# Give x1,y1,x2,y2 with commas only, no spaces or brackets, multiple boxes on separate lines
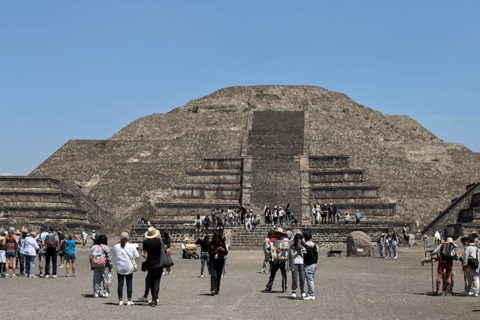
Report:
123,245,138,272
158,238,174,269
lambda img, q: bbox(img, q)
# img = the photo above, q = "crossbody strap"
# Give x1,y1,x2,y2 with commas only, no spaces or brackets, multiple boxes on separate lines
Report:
122,246,134,265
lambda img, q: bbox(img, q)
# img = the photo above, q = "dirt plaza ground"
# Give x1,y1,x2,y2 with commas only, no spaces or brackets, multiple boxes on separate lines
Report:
1,241,479,320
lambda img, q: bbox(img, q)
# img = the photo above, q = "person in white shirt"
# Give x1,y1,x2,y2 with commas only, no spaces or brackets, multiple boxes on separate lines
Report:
279,208,285,226
113,232,140,305
435,230,442,245
245,215,252,231
345,212,350,225
82,231,88,247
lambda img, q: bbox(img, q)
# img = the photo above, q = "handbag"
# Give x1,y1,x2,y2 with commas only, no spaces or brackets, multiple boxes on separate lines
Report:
141,261,147,272
158,239,174,269
123,246,138,272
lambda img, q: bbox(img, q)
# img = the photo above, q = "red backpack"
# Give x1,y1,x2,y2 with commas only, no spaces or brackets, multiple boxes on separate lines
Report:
45,234,57,249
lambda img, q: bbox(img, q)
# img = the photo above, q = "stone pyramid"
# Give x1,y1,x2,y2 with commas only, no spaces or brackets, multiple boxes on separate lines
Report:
30,85,480,230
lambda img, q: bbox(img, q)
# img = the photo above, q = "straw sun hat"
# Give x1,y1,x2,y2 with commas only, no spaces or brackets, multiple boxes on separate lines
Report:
144,227,160,239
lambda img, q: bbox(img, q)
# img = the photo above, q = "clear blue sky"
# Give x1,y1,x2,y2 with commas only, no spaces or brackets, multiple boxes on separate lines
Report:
1,1,479,176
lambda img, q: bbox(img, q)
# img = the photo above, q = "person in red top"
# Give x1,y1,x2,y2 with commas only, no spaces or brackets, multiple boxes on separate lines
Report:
431,237,458,296
3,227,19,278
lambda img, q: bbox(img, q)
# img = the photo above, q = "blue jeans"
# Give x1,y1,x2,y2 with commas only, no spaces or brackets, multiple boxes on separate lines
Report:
200,252,209,276
25,255,36,275
392,244,397,258
117,273,133,300
305,264,317,297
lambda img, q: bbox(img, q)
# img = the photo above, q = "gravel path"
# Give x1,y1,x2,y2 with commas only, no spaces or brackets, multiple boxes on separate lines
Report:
1,243,478,319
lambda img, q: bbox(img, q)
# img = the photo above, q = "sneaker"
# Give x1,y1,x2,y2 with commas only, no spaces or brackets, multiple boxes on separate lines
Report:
291,293,297,299
261,269,265,273
302,293,307,299
461,290,470,296
138,296,149,302
394,257,398,259
304,295,315,300
5,274,9,278
11,274,16,278
45,274,50,278
445,291,452,296
211,291,215,296
262,288,272,293
200,275,203,278
39,273,44,278
59,264,65,268
94,294,99,298
72,273,76,277
104,293,109,298
127,301,135,305
118,301,124,306
215,291,219,295
52,275,57,278
29,274,37,278
162,271,165,275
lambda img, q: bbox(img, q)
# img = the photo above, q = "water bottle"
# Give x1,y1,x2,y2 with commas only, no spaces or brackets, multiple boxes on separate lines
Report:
107,273,112,286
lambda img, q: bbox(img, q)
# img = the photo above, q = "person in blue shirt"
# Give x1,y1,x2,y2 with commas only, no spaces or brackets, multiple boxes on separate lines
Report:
355,210,362,225
18,228,28,276
60,233,81,277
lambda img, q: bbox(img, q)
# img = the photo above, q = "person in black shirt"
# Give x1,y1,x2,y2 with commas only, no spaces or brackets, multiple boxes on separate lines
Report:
142,227,163,306
208,233,228,295
196,235,210,277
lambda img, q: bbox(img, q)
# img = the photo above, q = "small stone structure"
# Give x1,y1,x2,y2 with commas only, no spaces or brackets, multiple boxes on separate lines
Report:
0,176,121,234
422,182,480,240
346,231,372,257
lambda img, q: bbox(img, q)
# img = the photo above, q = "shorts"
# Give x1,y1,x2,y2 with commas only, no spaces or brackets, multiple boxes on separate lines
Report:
0,251,5,263
38,253,45,262
5,250,16,258
65,253,76,262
